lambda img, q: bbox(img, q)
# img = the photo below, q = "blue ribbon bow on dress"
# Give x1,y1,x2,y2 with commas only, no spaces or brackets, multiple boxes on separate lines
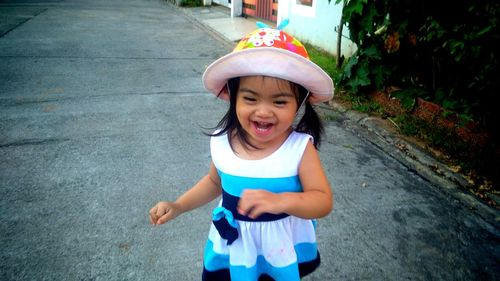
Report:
212,207,239,245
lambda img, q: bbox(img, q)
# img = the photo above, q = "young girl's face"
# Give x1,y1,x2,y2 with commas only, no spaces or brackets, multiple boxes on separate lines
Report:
235,76,299,148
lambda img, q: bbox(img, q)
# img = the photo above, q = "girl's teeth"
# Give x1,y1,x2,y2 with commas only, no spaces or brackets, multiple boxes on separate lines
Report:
256,122,271,131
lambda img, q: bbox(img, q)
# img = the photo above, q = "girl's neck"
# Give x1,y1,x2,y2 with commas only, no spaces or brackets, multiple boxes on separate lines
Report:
230,128,293,160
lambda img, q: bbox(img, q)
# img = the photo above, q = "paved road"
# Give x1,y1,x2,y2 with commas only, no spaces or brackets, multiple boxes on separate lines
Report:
1,0,498,280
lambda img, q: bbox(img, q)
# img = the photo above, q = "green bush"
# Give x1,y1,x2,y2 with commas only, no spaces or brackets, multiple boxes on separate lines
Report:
336,0,499,133
334,0,499,192
179,0,202,7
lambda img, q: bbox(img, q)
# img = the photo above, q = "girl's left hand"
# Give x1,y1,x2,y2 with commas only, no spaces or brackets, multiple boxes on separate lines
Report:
237,189,284,219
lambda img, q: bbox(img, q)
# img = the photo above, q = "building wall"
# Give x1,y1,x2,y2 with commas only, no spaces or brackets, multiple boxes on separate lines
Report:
212,0,230,8
277,0,356,57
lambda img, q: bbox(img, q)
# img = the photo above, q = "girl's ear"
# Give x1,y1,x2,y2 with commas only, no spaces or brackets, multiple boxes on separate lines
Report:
217,84,230,101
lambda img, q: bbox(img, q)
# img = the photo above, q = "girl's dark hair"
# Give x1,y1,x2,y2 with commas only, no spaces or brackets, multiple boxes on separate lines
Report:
208,77,324,150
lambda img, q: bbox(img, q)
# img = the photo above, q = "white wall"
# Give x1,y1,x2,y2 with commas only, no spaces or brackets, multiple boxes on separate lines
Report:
278,0,356,58
212,0,230,8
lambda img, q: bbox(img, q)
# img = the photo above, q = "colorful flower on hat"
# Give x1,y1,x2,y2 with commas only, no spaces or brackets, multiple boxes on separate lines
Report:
234,28,310,60
250,29,281,47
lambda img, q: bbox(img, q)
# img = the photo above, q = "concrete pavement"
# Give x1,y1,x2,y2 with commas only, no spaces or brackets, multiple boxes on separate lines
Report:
1,0,499,280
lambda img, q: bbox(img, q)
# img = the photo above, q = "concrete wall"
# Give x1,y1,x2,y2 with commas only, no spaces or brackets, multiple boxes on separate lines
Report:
277,0,356,57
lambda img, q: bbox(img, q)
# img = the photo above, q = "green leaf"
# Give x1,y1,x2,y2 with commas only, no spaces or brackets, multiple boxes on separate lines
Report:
351,0,367,15
342,55,358,79
477,26,492,36
344,0,367,19
354,65,371,86
372,65,388,89
362,45,382,59
392,90,416,111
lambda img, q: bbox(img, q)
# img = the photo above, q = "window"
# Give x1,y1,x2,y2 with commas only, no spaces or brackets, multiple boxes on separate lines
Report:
243,3,256,10
296,0,313,7
292,0,315,17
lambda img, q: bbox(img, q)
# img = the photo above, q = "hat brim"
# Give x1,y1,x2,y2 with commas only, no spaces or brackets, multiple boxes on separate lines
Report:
202,48,334,104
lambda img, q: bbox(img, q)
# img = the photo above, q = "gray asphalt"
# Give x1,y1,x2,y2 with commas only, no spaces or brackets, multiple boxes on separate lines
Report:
0,0,498,280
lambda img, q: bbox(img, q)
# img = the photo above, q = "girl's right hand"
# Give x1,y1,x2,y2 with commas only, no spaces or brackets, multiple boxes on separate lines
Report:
149,201,182,226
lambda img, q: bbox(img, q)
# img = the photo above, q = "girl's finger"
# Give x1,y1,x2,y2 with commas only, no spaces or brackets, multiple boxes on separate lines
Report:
149,206,157,216
149,207,158,223
247,205,263,219
237,204,248,216
157,210,173,225
156,205,168,218
237,196,254,216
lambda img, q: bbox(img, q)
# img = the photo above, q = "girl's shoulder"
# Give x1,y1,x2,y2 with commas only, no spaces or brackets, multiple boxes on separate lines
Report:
282,131,313,152
289,130,313,142
210,130,229,148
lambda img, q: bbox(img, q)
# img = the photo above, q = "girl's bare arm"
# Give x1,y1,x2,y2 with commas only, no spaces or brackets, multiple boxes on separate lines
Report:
150,162,221,225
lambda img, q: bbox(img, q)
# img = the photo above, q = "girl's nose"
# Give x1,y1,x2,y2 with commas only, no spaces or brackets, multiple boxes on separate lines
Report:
255,104,273,118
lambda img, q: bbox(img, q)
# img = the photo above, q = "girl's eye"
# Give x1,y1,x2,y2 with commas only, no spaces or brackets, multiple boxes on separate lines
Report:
274,100,288,106
243,96,257,102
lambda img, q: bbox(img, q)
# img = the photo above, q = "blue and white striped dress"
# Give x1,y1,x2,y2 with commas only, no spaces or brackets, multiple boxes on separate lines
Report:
203,131,321,281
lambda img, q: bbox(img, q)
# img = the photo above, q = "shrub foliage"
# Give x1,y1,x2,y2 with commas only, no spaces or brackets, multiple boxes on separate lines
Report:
334,0,499,193
336,0,498,132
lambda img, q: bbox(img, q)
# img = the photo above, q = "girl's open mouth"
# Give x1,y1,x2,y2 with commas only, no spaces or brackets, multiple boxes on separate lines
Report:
252,121,273,135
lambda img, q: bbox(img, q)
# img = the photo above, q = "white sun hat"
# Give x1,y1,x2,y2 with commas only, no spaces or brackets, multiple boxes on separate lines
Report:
202,27,334,104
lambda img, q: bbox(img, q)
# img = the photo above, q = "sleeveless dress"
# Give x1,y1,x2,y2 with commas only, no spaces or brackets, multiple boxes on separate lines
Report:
202,131,321,281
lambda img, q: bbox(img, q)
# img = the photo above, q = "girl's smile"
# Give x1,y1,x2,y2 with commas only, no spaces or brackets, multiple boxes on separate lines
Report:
236,76,299,150
252,121,273,136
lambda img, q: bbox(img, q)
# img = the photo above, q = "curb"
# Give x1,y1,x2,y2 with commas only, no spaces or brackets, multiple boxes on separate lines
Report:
170,3,235,51
319,102,499,226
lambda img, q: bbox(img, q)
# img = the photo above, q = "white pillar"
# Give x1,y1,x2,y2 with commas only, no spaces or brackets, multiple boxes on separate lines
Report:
278,0,290,26
231,0,242,17
203,0,212,6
